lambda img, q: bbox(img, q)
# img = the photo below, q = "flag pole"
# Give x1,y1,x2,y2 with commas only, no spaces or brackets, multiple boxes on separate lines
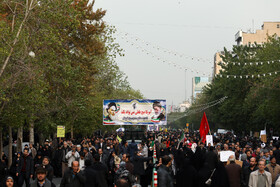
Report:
205,112,211,135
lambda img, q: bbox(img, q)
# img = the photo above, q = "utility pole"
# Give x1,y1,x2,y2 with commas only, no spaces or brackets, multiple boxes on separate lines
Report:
185,69,187,102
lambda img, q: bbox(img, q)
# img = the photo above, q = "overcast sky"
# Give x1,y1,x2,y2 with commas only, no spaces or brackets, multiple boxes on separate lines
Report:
94,0,280,106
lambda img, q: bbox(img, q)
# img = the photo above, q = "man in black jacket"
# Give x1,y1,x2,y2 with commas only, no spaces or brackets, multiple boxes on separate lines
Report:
241,157,258,187
133,151,152,186
91,154,108,187
274,144,280,165
83,148,94,165
128,139,138,159
84,159,98,187
0,158,7,186
16,148,34,187
157,155,173,187
42,156,54,181
60,161,85,187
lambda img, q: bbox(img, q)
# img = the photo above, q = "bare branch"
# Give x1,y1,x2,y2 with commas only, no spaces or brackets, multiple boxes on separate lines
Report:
4,0,25,8
11,4,17,32
3,1,14,14
0,0,36,77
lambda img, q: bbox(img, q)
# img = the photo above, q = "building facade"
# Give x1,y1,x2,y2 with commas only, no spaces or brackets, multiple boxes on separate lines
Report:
213,51,224,76
235,22,280,46
192,76,211,101
213,22,280,76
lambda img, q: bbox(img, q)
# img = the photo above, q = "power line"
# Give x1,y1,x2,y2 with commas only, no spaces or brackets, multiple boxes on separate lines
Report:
168,96,227,123
120,34,212,76
118,31,213,64
112,22,241,30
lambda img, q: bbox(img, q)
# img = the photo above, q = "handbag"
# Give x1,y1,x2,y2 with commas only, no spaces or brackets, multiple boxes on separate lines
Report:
205,168,216,186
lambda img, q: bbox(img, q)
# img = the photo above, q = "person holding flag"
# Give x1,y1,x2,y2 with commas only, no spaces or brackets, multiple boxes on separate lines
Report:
177,131,185,149
199,112,210,143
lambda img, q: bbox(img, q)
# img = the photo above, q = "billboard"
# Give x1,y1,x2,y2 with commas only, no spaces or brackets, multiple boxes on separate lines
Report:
103,99,167,125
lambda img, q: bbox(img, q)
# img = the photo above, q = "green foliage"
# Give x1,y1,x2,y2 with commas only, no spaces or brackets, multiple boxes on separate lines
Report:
189,36,280,134
0,0,143,137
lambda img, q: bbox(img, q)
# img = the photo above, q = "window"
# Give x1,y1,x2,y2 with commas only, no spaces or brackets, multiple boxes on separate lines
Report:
277,24,280,28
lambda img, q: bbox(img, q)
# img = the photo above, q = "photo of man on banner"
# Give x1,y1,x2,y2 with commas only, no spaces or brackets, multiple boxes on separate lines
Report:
104,102,120,122
151,101,166,122
103,99,167,125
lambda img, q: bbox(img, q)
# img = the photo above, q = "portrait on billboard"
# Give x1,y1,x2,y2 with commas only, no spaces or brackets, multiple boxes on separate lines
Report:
103,99,167,125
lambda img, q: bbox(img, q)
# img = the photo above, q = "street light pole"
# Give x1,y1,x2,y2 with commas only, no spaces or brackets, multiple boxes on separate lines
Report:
184,69,187,102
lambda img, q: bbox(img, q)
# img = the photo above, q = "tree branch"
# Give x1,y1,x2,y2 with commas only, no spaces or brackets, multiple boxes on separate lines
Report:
0,0,36,78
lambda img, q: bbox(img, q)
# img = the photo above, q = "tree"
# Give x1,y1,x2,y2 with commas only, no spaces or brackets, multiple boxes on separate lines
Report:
192,37,280,134
0,0,143,150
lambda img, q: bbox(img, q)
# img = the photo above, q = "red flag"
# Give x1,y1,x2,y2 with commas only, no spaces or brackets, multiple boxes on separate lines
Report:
199,112,210,143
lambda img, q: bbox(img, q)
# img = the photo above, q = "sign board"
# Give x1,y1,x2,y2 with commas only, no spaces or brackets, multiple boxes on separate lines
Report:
147,125,159,131
103,99,167,125
57,126,65,138
220,151,235,162
217,129,229,134
260,130,267,143
206,135,213,146
260,130,266,136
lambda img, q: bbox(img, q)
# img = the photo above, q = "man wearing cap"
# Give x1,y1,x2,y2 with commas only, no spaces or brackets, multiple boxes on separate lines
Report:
65,145,80,168
76,145,82,155
30,167,55,187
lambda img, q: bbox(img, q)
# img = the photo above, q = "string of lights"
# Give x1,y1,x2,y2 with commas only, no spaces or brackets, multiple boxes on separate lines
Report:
117,31,213,64
121,35,212,76
115,28,280,79
113,22,240,30
215,71,280,79
218,60,280,66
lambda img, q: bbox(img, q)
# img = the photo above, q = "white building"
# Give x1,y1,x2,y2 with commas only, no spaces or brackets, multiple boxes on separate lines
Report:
192,77,211,101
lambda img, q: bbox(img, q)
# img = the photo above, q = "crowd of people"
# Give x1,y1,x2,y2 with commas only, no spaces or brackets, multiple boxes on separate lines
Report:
1,130,280,187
